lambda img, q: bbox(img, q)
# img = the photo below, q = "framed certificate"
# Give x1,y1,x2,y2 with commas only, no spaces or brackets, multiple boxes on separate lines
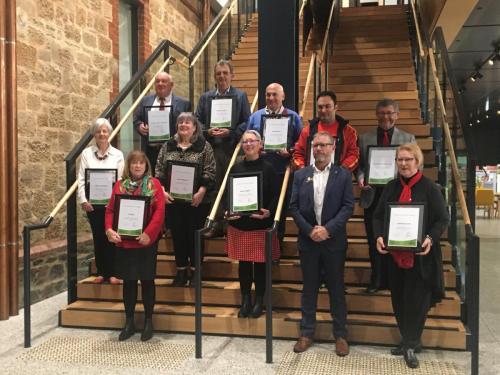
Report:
384,202,425,252
209,96,235,128
165,161,200,201
366,145,398,186
84,168,118,205
228,172,263,216
112,195,151,239
144,105,172,143
262,115,290,151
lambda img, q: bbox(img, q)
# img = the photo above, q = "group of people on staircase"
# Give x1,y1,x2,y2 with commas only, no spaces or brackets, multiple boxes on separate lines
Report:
76,59,448,369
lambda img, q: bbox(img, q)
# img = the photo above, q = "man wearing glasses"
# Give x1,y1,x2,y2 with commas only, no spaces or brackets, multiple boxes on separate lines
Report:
290,131,354,356
292,90,359,172
357,99,416,294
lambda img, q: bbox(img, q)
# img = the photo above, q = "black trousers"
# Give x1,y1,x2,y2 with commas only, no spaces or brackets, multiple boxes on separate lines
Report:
364,201,388,288
239,261,266,296
145,143,162,173
168,203,210,268
299,245,347,339
123,279,155,319
213,146,231,222
388,258,432,349
87,206,115,279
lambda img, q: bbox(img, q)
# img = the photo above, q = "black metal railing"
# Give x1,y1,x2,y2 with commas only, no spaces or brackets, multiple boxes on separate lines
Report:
409,1,480,374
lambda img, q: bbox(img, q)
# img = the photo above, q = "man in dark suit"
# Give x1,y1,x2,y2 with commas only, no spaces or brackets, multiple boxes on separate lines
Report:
133,72,191,171
289,131,354,356
195,59,251,237
357,98,416,293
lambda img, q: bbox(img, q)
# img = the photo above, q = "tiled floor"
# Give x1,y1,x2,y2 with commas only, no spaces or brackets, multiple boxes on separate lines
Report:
0,218,498,374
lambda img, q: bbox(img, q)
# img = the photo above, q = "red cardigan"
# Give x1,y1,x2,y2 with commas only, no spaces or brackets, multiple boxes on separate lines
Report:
105,177,165,249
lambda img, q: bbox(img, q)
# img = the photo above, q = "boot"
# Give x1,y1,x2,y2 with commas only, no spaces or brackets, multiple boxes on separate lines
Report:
171,268,188,287
250,295,264,318
238,294,252,318
118,317,135,341
141,318,154,341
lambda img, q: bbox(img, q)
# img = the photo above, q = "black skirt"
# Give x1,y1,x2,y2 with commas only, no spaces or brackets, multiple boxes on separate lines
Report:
114,242,158,280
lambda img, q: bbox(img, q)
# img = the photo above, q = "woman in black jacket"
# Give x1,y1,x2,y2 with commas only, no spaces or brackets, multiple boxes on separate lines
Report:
373,143,449,369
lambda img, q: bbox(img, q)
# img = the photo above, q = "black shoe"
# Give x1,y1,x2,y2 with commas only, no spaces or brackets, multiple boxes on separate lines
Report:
365,283,379,294
118,317,135,341
141,318,154,341
391,343,422,356
403,348,419,369
250,295,264,318
171,269,188,287
238,294,252,318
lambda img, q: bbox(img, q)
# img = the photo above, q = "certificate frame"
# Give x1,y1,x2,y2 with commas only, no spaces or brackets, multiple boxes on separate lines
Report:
84,168,118,205
228,171,263,216
208,95,237,128
165,160,200,202
261,114,291,151
112,194,151,239
384,202,426,252
366,145,399,186
144,105,172,143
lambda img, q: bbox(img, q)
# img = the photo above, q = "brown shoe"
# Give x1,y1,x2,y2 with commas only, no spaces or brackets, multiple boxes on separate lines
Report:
202,227,223,239
293,336,314,353
335,337,349,357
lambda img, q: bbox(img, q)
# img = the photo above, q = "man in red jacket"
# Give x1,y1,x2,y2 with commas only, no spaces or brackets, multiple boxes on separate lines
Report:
293,91,359,172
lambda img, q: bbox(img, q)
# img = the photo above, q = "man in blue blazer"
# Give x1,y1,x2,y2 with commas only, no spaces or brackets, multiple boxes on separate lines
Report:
289,131,354,356
133,72,191,171
195,60,251,237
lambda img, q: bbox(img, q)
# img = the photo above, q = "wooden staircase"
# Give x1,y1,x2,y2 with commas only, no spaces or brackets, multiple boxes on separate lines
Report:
59,6,466,350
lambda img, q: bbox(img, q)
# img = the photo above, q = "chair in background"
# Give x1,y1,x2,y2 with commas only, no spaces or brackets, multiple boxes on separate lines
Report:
475,188,495,218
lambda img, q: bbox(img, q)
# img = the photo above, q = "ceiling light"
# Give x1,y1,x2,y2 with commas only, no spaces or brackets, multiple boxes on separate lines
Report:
470,71,483,82
488,58,494,66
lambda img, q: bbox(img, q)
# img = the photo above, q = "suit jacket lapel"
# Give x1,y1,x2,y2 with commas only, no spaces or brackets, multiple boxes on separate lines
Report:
391,127,401,145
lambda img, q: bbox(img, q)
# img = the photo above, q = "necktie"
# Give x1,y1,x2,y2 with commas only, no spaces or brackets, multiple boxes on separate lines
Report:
383,130,390,146
159,98,165,111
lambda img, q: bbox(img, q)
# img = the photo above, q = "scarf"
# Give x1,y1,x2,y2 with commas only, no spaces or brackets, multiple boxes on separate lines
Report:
119,175,155,198
391,171,423,269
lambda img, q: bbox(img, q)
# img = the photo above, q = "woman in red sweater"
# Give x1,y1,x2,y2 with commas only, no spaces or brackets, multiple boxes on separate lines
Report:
105,150,165,341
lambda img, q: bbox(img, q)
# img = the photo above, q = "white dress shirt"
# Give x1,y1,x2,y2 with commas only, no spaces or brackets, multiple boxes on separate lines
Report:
77,145,125,204
313,163,332,225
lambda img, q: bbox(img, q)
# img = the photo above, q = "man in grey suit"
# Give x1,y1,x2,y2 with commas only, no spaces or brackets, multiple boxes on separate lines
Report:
290,131,354,356
357,98,416,293
195,60,251,237
133,72,191,171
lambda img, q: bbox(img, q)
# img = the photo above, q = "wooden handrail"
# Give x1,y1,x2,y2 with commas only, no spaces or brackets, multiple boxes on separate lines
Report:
48,57,175,219
318,0,336,65
428,47,471,226
299,0,308,18
300,53,316,118
208,89,259,221
410,0,425,58
190,0,238,68
273,166,291,222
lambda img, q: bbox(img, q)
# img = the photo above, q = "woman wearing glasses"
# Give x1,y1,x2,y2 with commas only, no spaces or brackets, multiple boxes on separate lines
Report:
225,130,280,318
373,143,448,369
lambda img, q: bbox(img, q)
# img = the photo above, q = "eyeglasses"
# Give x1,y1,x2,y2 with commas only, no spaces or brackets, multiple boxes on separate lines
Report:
396,157,415,163
312,143,333,149
241,139,259,145
377,111,398,116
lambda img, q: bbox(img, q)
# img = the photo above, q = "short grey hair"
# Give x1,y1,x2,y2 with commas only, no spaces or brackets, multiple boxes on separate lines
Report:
241,129,262,143
313,131,335,144
214,59,234,74
376,98,400,112
90,118,113,134
174,112,202,144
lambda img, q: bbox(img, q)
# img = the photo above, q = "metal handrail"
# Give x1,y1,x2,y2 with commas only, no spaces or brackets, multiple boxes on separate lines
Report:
47,57,174,221
318,0,336,65
189,0,238,68
428,49,471,226
300,53,316,118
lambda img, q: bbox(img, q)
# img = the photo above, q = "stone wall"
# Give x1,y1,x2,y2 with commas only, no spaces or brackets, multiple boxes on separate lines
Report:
16,0,202,244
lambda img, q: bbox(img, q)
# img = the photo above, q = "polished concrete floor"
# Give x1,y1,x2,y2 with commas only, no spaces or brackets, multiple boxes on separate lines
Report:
0,217,497,374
